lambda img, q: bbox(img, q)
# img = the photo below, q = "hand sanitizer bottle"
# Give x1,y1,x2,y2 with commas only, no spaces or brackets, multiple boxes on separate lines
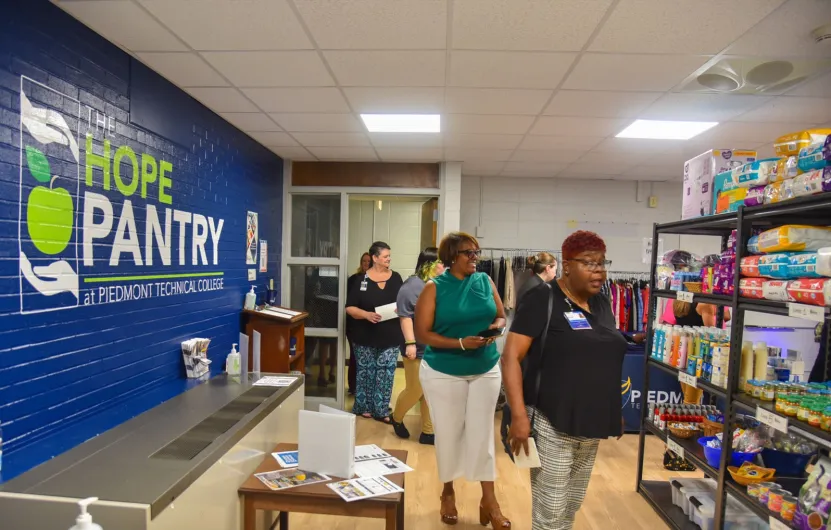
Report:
244,287,256,310
69,497,103,530
226,344,241,375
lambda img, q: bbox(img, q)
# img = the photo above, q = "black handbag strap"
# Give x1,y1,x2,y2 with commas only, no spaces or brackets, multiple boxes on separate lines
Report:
528,284,555,430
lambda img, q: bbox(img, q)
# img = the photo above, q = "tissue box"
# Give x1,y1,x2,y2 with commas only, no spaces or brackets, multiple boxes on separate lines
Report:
683,149,756,219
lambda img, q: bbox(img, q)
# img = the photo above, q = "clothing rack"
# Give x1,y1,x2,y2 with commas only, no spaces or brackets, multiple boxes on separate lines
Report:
602,271,650,333
607,270,650,280
476,248,561,311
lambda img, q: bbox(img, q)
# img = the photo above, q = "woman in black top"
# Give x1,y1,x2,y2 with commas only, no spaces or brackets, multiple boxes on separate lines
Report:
501,231,626,530
515,252,558,304
346,253,371,394
346,242,404,423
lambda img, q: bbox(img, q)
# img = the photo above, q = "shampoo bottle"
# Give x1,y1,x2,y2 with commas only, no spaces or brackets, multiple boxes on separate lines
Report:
69,497,103,530
226,343,241,375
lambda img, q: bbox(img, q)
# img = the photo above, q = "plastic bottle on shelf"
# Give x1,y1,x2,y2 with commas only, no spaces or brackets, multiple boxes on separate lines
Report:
753,342,769,381
678,330,689,370
226,343,241,375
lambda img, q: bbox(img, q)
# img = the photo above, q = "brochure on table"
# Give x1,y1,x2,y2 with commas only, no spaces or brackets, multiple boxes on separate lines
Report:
328,476,405,503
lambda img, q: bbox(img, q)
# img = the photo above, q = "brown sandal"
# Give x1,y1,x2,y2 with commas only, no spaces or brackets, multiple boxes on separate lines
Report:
479,504,511,528
440,493,458,525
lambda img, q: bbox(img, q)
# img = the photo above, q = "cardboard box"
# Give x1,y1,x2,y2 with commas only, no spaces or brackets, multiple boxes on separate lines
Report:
682,149,756,219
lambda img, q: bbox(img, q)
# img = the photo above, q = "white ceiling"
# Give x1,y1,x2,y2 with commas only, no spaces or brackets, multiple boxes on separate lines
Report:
54,0,831,181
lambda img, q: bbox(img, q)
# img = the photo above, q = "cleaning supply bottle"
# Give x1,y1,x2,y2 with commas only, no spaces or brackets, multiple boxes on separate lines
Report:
69,497,103,530
244,286,256,310
226,344,241,375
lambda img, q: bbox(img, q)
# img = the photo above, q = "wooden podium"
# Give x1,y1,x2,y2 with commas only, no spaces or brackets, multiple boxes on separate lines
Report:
243,307,309,374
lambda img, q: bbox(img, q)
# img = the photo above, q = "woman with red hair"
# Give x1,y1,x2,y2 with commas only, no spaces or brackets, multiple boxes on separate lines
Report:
501,231,627,530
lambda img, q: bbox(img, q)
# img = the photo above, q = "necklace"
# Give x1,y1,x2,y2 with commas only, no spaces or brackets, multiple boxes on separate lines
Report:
559,280,590,312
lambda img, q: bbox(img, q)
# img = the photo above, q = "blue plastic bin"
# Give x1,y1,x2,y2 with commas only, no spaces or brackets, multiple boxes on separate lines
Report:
697,436,758,469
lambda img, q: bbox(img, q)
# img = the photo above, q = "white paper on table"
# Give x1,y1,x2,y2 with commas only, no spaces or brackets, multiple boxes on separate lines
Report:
354,444,392,462
253,376,296,387
513,437,542,469
327,476,404,503
375,302,398,322
252,331,261,373
272,450,299,468
353,457,413,478
238,333,249,376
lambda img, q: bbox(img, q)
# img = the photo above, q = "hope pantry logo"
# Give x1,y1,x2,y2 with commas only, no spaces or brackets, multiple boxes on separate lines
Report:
18,76,226,314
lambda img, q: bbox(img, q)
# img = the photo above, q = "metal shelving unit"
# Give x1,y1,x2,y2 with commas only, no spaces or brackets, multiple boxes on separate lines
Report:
635,193,831,530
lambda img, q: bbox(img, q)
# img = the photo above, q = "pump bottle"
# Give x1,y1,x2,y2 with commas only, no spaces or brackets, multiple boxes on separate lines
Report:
226,343,241,375
69,497,103,530
244,286,256,310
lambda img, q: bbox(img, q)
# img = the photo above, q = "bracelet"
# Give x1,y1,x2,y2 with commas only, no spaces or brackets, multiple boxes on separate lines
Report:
404,341,416,346
459,338,466,351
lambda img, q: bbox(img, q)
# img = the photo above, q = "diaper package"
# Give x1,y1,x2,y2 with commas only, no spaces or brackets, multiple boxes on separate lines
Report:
798,140,830,173
747,235,761,254
712,170,737,213
763,280,792,302
772,156,801,183
791,169,827,198
739,277,765,299
789,253,821,278
816,248,831,277
744,185,766,207
787,278,831,307
683,149,756,219
716,187,747,213
757,225,831,253
757,253,793,279
740,256,762,277
732,157,780,188
774,128,831,157
764,179,795,204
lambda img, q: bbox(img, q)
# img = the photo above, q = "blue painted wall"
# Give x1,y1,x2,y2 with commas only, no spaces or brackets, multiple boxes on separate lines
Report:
0,0,283,471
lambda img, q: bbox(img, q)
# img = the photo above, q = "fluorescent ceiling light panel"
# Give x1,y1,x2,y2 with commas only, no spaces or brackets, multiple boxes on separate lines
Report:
616,119,718,140
360,114,440,133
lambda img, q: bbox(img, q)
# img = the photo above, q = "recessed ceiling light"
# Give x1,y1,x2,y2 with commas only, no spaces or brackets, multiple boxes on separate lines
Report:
360,114,440,133
616,119,718,140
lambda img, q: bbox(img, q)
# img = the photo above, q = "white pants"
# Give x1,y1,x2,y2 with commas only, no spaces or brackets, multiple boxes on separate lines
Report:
420,360,502,483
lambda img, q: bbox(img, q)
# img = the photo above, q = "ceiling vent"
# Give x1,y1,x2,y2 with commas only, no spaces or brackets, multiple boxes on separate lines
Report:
679,57,831,95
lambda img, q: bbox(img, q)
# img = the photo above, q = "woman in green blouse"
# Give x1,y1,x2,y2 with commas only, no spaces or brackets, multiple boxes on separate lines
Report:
415,232,511,528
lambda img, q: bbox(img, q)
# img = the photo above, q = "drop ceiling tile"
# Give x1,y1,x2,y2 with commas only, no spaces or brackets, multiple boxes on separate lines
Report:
530,116,627,137
242,88,350,113
444,134,523,149
376,147,443,161
246,131,298,147
443,115,534,135
727,0,831,58
343,87,444,113
518,135,604,150
270,113,362,132
574,150,650,166
136,53,226,87
185,88,259,112
788,72,831,98
324,51,445,87
684,121,807,148
449,51,576,89
445,88,552,115
501,161,568,177
621,164,683,179
219,113,282,132
445,148,515,161
268,146,317,160
293,0,446,49
544,90,661,118
59,1,187,51
592,137,689,155
556,172,616,180
640,93,772,121
590,0,783,54
510,150,587,163
138,0,311,50
734,97,831,124
307,146,379,160
290,132,370,147
563,54,711,91
461,161,506,176
564,161,632,176
368,133,443,148
452,0,613,51
614,173,674,182
202,52,334,87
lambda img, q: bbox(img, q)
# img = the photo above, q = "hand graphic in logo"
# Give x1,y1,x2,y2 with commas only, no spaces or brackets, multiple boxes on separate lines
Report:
19,250,79,299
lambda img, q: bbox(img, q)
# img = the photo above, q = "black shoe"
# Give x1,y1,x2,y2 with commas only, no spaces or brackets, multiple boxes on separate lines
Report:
419,433,435,445
391,418,410,439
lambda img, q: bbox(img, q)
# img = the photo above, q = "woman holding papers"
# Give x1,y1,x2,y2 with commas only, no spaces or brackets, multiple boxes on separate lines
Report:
390,247,444,445
346,252,371,395
346,242,404,423
501,231,626,530
415,231,511,528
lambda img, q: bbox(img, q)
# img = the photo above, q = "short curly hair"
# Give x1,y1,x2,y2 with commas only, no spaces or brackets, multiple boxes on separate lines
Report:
562,231,606,260
438,231,479,265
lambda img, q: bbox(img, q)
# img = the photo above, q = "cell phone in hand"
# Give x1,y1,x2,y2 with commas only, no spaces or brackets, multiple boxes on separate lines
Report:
477,327,506,338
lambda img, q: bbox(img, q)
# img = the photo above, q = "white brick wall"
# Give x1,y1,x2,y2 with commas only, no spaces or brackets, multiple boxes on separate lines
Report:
460,177,720,272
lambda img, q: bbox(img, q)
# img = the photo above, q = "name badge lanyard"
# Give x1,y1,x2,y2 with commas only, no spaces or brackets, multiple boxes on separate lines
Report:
360,273,368,291
563,297,592,330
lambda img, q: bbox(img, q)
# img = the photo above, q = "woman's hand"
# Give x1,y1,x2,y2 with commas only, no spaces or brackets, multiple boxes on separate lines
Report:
404,344,417,360
509,410,532,457
632,333,646,344
489,317,507,330
461,336,488,350
365,311,382,323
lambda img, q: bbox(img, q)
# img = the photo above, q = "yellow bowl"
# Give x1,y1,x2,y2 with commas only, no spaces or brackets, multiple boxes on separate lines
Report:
728,464,775,486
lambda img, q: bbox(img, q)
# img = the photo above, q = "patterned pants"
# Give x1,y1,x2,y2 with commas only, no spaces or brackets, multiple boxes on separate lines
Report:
527,406,599,530
352,344,399,418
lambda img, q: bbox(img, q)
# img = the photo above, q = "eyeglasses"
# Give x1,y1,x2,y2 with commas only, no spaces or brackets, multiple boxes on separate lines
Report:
570,258,612,272
457,249,482,259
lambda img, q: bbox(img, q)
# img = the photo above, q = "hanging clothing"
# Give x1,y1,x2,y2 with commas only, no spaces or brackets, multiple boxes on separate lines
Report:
504,265,515,310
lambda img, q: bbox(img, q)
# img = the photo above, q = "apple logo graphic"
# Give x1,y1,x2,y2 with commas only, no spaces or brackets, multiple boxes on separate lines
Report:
25,146,73,255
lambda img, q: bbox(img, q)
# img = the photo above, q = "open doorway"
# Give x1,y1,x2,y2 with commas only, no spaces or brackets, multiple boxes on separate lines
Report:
343,195,438,409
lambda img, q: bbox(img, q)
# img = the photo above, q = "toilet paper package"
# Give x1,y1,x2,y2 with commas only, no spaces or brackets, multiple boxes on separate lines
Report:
772,156,801,183
774,128,831,157
787,278,831,307
763,280,793,302
757,225,831,253
744,185,766,207
683,149,756,219
733,157,780,188
757,253,794,279
739,278,765,299
789,253,822,278
797,140,830,173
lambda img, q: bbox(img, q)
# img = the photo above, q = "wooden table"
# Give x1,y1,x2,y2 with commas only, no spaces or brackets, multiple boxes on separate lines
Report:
239,443,407,530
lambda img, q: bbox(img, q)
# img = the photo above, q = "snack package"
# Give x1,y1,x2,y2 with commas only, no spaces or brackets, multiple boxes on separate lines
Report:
757,225,831,253
792,169,827,198
765,179,796,204
763,280,792,301
758,253,794,279
790,253,822,278
794,456,831,530
787,278,831,306
716,187,747,213
775,128,831,157
740,256,762,277
739,278,765,299
744,185,766,207
773,156,802,183
733,157,780,188
799,140,830,173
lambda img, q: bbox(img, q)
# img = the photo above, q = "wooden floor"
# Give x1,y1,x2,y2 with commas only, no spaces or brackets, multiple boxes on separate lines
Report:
287,415,696,529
